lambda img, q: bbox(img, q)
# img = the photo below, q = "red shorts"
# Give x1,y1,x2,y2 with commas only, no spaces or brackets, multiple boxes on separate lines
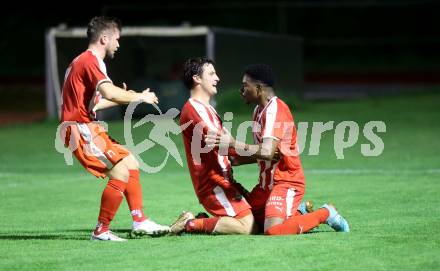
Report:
62,122,130,178
199,185,252,219
248,182,304,226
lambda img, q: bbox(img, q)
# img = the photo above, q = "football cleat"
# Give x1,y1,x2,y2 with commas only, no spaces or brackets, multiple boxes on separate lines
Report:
321,204,350,233
130,219,171,238
297,200,314,215
91,230,127,241
170,211,195,234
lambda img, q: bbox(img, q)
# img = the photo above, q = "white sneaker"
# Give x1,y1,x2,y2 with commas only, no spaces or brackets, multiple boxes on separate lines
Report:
170,211,195,234
91,231,127,241
130,219,170,238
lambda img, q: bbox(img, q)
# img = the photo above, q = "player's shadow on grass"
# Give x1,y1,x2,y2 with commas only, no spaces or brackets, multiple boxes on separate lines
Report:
66,228,131,233
0,229,132,240
0,234,86,240
0,228,337,240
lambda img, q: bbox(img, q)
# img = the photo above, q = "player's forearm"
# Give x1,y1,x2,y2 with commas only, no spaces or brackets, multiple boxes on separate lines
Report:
93,98,119,111
207,131,277,161
232,141,275,161
98,82,141,104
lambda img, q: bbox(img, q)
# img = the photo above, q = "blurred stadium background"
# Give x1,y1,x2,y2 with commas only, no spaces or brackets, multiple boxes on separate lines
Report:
0,0,439,122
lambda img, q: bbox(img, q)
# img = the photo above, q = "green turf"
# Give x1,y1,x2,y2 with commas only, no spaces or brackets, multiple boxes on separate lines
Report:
1,92,439,270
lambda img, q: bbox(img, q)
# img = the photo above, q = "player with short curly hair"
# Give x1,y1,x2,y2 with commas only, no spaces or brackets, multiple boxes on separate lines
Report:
207,63,350,235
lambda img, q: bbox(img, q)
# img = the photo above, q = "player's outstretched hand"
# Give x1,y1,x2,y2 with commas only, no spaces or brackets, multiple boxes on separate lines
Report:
205,128,234,148
205,130,220,148
140,88,159,104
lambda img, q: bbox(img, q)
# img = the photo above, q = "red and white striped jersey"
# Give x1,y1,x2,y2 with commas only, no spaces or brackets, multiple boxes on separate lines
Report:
61,50,112,123
252,96,305,191
180,98,233,199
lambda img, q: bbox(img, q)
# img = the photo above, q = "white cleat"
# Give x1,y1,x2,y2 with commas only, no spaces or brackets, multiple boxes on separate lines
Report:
130,219,171,238
170,211,195,234
91,231,127,241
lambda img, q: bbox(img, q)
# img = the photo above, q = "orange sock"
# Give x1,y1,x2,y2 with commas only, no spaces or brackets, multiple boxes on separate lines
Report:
125,170,147,222
185,217,219,233
95,179,127,234
265,208,329,235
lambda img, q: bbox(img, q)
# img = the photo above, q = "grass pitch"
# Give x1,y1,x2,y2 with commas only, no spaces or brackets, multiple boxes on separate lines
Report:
0,92,439,270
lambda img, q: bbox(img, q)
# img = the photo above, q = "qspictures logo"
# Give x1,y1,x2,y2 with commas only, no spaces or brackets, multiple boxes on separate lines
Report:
55,102,386,173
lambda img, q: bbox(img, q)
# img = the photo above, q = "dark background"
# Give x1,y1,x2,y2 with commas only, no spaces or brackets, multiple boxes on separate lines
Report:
0,0,439,121
2,0,439,78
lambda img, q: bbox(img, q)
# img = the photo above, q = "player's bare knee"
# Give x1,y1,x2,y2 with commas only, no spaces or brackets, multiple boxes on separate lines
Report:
238,214,256,235
239,224,254,235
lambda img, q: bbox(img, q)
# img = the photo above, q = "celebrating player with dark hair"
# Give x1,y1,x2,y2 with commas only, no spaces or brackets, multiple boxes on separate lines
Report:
170,57,257,235
207,64,350,235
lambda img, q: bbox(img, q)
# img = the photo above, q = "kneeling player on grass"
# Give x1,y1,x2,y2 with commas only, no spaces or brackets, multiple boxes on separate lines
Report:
59,16,169,241
206,64,350,235
169,58,257,235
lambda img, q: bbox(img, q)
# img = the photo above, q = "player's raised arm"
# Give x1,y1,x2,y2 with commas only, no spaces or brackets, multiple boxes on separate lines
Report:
98,82,159,105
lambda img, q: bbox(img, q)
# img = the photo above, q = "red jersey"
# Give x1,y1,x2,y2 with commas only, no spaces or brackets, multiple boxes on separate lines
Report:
252,97,305,191
61,50,112,123
180,98,233,199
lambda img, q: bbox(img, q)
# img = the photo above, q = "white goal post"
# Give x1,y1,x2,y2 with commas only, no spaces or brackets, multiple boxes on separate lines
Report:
45,26,214,119
45,26,302,119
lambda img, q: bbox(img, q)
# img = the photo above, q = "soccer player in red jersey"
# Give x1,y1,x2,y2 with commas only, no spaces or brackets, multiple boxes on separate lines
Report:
170,58,257,235
206,64,350,235
59,16,169,241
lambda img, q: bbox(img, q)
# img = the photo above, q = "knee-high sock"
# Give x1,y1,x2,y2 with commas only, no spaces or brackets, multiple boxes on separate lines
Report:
185,217,220,233
265,208,329,235
95,179,127,234
124,170,147,222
